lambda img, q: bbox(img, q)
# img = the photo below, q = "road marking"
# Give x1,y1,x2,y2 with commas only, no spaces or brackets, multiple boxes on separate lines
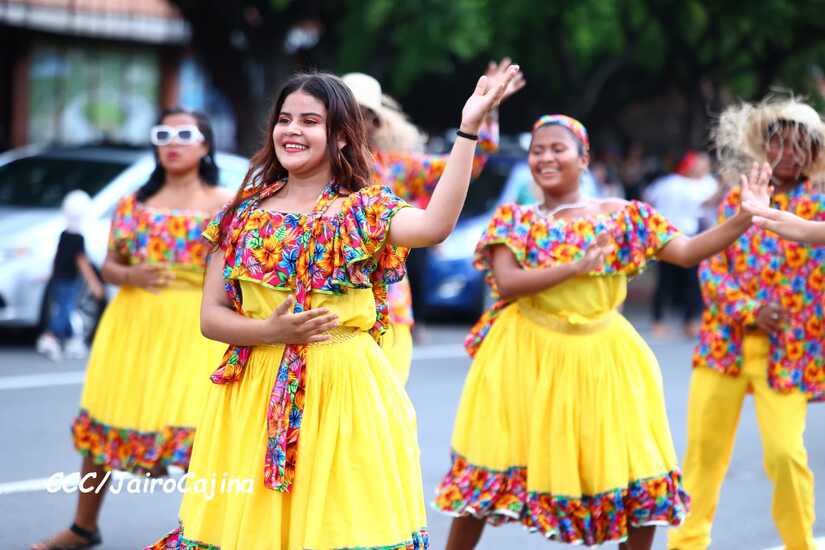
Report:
0,370,85,391
0,469,186,495
763,538,825,550
0,345,467,391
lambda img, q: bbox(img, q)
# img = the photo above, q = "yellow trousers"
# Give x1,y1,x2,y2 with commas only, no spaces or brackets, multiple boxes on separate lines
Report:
668,334,815,550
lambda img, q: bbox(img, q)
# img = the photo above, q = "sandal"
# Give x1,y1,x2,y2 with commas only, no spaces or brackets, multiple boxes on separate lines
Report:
33,523,102,550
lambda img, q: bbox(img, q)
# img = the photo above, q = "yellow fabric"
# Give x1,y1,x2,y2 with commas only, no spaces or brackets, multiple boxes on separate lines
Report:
382,322,413,385
80,269,225,432
451,274,680,495
177,283,427,550
668,333,815,550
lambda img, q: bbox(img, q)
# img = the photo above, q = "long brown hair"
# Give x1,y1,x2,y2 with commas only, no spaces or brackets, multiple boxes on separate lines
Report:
216,72,373,244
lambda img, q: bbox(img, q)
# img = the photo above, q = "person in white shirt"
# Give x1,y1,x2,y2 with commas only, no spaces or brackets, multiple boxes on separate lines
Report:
644,151,718,337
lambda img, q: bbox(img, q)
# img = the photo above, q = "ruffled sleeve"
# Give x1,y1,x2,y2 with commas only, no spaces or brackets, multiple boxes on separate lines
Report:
604,200,682,276
334,184,411,288
107,194,138,261
473,203,529,295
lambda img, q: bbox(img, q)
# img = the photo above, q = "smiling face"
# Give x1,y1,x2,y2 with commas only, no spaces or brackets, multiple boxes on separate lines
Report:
273,90,332,178
156,112,208,175
527,124,589,195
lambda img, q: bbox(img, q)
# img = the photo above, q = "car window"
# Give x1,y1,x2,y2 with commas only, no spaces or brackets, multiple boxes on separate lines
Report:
460,158,514,220
0,156,129,207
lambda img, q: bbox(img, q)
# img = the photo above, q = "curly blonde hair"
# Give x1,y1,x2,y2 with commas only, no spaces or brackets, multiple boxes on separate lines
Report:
371,94,428,153
713,96,825,189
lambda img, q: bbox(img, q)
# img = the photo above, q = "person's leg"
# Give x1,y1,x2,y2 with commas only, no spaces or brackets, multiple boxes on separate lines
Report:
31,455,108,549
444,516,485,550
620,526,656,550
667,366,748,550
747,336,816,550
48,279,74,341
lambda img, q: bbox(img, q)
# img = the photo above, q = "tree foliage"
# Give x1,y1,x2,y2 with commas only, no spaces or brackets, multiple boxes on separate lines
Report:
171,0,825,152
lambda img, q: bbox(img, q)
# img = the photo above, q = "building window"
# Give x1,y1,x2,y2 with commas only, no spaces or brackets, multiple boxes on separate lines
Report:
28,44,160,145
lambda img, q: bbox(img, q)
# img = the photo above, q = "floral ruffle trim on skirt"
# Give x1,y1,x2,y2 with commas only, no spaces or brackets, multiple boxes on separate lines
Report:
72,409,194,474
146,524,430,550
434,451,689,545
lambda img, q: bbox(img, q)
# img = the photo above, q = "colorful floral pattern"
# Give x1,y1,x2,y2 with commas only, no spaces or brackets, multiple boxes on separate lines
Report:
371,121,498,210
371,121,498,325
146,525,430,550
203,182,409,492
108,195,211,270
434,451,687,546
72,409,193,474
434,451,528,525
695,182,825,401
525,470,688,545
388,278,415,326
463,201,681,356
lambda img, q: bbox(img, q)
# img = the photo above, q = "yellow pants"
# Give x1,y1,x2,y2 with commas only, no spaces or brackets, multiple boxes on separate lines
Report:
668,334,815,550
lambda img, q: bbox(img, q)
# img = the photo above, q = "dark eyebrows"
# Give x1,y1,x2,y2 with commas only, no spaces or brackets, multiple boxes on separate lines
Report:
279,111,324,118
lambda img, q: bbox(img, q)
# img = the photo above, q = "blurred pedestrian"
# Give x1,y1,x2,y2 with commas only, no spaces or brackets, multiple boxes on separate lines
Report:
668,98,825,550
36,190,105,361
32,109,230,550
434,114,771,550
644,151,719,338
342,58,525,383
149,67,516,549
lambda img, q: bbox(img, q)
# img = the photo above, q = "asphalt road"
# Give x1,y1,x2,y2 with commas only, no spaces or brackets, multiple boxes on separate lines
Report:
1,308,823,549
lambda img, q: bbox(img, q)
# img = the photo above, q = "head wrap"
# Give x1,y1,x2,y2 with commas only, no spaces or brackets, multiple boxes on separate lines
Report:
533,114,590,153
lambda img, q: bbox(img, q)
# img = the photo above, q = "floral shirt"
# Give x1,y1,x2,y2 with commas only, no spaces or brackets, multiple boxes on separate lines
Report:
694,183,825,401
371,121,498,326
208,187,409,294
464,200,681,356
107,195,211,270
371,120,498,209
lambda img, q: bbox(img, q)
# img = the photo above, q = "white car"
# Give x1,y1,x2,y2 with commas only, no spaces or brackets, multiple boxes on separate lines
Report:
0,144,248,329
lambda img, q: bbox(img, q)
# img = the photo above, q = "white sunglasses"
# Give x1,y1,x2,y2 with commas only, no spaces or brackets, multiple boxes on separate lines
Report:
150,124,205,146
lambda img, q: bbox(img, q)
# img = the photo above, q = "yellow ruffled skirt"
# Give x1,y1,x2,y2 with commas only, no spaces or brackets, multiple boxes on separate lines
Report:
383,322,413,384
434,276,688,545
158,285,428,550
72,271,225,473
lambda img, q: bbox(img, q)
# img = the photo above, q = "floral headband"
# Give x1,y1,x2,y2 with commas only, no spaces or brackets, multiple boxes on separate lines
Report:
533,114,590,153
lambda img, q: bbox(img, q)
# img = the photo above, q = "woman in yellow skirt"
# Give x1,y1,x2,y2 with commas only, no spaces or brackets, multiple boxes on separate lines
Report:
33,109,231,550
433,115,774,549
149,67,519,550
341,62,525,384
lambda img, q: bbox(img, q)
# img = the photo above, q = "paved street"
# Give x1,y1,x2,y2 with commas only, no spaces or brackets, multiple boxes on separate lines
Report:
1,306,824,549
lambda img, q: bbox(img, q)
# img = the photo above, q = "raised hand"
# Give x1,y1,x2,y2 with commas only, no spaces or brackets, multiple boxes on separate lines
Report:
485,57,526,104
743,201,822,243
260,294,339,345
460,64,520,135
739,161,772,210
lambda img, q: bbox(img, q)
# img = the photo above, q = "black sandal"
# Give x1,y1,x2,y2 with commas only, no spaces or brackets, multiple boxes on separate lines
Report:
39,523,102,550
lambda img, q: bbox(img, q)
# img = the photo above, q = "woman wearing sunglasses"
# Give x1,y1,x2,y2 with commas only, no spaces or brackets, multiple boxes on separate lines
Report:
33,109,231,550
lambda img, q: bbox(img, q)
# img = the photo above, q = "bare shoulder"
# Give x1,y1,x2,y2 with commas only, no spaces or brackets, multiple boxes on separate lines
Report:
206,186,234,211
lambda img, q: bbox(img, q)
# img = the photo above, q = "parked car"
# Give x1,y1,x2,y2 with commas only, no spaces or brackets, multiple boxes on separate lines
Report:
0,144,248,334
